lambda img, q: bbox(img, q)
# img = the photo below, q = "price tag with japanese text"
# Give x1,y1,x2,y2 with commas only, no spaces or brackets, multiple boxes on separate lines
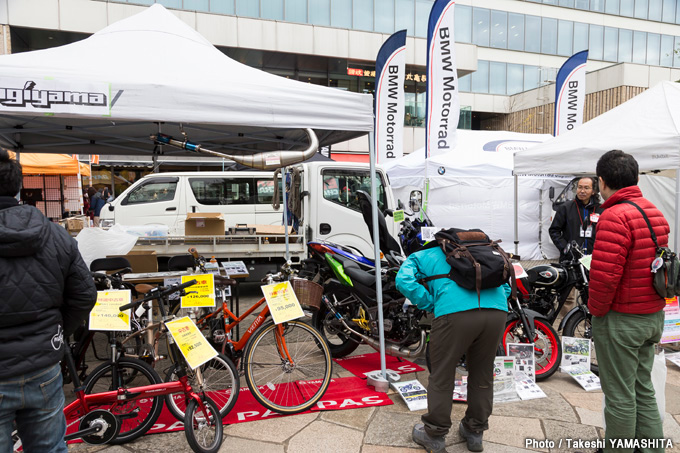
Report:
89,290,131,331
166,316,218,369
261,281,304,324
180,274,216,308
393,210,405,222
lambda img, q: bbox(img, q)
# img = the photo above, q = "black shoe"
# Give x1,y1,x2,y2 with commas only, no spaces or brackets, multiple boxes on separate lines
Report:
458,422,483,452
412,423,448,453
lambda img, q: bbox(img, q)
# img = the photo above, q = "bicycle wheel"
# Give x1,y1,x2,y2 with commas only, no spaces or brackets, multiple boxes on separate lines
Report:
502,316,562,380
244,320,332,414
184,396,223,453
83,358,164,444
564,311,598,375
165,353,240,420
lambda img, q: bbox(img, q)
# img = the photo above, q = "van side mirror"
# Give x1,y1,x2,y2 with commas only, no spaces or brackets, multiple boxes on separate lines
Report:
409,190,423,213
108,205,114,212
549,187,555,201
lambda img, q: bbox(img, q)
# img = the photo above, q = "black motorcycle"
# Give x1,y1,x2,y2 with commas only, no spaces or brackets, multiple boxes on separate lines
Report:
517,241,596,371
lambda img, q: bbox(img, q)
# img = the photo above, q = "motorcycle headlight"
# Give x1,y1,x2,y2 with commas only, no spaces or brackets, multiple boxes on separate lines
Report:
100,219,114,229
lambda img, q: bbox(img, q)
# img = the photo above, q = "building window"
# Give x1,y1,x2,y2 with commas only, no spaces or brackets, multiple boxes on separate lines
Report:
157,0,182,8
541,17,558,54
331,0,352,28
261,0,284,20
375,0,395,33
603,27,618,61
620,0,635,15
634,0,649,18
235,0,259,17
605,0,620,14
285,0,307,23
490,10,508,49
489,62,507,95
210,0,234,14
574,22,589,52
590,0,605,11
507,63,524,95
633,30,647,63
524,65,539,91
395,0,415,35
619,29,633,62
414,0,431,37
353,0,374,31
589,24,604,60
660,35,675,66
472,8,490,47
557,20,573,56
455,5,472,43
458,74,471,92
649,0,663,19
575,0,590,9
471,60,489,93
662,0,676,22
309,0,331,26
508,13,524,51
525,15,541,53
675,37,680,67
646,33,661,64
560,0,575,7
183,0,209,12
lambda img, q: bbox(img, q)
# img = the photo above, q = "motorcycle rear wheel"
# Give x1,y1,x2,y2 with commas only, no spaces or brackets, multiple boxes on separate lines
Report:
563,311,598,375
312,303,361,358
502,316,562,380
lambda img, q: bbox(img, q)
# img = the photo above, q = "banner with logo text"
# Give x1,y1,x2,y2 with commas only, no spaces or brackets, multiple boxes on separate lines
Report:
554,50,588,136
374,30,407,164
425,0,459,158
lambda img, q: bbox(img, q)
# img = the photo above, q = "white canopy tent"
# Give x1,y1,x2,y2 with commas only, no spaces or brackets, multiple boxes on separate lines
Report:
0,4,373,156
384,130,569,260
513,81,680,248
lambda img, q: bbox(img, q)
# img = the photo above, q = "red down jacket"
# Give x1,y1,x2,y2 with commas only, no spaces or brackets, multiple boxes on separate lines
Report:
588,185,669,317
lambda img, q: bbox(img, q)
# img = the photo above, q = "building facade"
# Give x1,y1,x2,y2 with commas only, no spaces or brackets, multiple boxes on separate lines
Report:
1,0,680,158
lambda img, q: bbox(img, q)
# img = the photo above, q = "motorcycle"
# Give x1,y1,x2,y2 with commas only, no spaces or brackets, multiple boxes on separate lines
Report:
517,241,596,372
306,191,562,380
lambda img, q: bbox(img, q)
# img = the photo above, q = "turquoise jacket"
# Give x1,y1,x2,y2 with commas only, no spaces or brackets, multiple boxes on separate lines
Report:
396,246,510,318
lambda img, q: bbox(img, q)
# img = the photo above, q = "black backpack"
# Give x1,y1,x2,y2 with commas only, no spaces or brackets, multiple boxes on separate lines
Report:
419,228,516,303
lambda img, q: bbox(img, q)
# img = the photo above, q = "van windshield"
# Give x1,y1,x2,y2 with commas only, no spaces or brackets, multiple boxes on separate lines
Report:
322,169,387,212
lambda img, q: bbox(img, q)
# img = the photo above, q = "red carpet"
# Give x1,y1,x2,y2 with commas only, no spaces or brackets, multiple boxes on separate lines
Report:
66,376,393,441
334,352,424,378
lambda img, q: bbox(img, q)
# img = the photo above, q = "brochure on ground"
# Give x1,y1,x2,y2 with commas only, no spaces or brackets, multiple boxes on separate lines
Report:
561,336,591,371
507,343,536,382
493,356,519,403
453,376,468,402
392,379,428,411
514,371,547,400
563,366,601,391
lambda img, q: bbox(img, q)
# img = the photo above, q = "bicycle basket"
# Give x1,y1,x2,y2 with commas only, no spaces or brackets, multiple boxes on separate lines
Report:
291,278,323,311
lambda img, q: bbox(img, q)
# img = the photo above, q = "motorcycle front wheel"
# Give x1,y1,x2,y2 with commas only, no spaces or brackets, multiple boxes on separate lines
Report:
563,311,598,375
502,316,562,380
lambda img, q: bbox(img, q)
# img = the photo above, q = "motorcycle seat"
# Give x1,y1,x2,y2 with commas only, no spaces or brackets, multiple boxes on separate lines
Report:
340,257,378,288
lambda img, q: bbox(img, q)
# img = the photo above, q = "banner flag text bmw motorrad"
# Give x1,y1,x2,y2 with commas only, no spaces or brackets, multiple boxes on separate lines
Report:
374,30,407,164
425,0,459,157
553,50,588,136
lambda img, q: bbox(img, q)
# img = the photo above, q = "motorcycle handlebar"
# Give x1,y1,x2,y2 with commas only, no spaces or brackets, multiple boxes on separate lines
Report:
119,279,198,311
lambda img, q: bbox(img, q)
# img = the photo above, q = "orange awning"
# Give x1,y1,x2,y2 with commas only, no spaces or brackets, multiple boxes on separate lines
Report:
9,151,91,177
331,153,369,163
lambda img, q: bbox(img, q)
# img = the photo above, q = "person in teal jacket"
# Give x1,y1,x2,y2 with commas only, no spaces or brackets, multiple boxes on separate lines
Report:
396,245,510,453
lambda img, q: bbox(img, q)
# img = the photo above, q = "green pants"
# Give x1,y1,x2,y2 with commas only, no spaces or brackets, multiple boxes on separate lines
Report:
592,310,665,453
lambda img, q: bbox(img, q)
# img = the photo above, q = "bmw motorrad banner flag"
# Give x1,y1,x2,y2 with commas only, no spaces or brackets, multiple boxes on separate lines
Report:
374,30,407,164
553,50,588,136
425,0,459,158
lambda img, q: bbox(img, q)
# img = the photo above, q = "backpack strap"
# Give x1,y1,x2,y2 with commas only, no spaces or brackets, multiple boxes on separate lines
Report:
617,200,660,249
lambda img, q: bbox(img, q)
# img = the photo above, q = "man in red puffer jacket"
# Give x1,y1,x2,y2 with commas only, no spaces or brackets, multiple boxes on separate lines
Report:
589,150,669,453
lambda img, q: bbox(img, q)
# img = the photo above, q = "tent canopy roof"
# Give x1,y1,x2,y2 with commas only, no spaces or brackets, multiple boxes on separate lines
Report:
0,4,373,157
10,151,90,176
513,81,680,175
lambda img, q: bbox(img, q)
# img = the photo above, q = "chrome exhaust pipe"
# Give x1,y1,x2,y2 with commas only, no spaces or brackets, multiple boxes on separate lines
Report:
151,128,319,170
334,316,427,359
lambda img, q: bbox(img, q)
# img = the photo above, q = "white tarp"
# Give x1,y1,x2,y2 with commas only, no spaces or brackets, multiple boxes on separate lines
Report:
0,4,373,156
385,130,568,260
514,81,680,175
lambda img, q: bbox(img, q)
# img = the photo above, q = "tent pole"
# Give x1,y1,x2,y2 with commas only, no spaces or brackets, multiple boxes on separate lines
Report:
514,175,519,256
673,168,680,252
369,131,387,382
282,166,289,261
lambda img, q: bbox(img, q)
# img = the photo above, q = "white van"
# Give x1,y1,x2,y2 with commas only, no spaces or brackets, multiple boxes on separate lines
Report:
100,162,399,265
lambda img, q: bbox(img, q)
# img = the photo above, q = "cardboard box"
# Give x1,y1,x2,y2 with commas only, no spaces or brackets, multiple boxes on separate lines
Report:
108,251,158,273
185,213,225,236
247,224,294,235
65,217,86,233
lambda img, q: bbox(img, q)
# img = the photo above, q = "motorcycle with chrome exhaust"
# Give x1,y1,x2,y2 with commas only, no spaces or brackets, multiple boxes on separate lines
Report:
305,190,562,380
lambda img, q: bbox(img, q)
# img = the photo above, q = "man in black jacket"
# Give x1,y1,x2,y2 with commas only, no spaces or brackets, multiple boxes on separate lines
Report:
549,176,603,261
0,149,97,453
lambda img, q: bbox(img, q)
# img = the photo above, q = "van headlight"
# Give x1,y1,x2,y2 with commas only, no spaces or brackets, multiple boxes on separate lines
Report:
100,219,114,229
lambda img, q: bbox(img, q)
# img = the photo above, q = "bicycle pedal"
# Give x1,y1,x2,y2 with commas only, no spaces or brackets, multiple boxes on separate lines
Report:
117,409,140,420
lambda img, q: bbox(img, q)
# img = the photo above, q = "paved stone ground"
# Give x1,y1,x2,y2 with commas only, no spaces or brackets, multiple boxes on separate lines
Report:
65,283,680,453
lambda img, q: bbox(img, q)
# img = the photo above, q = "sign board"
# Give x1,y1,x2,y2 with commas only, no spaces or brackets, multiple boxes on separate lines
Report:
89,290,131,331
180,274,216,308
165,316,218,370
261,281,304,324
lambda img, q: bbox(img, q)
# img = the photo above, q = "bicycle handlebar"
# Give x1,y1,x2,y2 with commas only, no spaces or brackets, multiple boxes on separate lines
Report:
119,279,198,311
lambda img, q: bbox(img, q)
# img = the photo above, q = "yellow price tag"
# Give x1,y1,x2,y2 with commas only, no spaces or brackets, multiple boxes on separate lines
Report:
261,281,304,324
166,316,218,370
180,274,216,308
89,290,131,331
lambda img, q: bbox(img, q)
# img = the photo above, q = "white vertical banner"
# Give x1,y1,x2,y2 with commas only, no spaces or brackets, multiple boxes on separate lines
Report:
554,50,588,136
374,30,407,164
425,0,459,158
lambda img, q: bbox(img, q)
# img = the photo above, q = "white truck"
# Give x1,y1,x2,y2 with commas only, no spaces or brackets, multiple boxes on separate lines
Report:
99,161,400,280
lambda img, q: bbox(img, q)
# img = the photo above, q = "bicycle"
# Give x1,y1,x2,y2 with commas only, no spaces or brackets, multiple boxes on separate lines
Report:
174,259,333,415
14,280,224,453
